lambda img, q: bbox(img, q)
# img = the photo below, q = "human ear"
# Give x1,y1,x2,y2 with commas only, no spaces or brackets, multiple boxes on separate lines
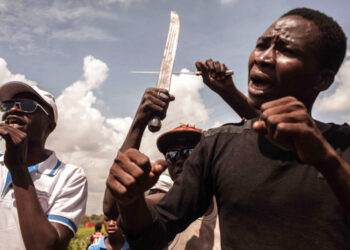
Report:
48,121,56,133
313,69,335,92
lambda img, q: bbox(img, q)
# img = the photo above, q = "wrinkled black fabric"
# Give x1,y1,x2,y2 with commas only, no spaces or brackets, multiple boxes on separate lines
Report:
125,120,350,250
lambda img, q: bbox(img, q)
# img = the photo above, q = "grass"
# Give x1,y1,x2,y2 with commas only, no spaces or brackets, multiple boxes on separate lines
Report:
68,227,106,250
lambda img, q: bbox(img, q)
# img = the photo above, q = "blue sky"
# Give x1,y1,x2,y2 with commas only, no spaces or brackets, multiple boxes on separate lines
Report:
1,0,350,214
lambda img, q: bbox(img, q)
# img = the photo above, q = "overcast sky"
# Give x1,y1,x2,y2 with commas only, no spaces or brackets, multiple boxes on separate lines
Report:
1,0,350,214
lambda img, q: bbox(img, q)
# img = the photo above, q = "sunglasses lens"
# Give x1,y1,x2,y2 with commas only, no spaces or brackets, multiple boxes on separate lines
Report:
165,148,194,164
165,151,179,164
183,148,194,157
20,99,37,112
0,101,15,112
0,99,38,113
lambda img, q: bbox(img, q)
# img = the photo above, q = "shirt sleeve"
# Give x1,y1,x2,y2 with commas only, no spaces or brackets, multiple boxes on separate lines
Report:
47,166,88,234
123,135,214,249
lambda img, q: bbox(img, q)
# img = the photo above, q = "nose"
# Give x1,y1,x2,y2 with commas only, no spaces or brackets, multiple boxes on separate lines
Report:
108,220,116,226
255,46,275,67
9,103,22,112
175,156,186,167
3,103,23,121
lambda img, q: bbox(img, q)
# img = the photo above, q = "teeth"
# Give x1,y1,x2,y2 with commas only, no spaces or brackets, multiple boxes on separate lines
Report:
9,124,19,128
252,83,266,90
7,118,24,125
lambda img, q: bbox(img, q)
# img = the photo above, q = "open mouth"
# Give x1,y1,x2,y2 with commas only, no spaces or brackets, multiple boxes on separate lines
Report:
248,70,276,98
250,75,272,90
5,116,26,127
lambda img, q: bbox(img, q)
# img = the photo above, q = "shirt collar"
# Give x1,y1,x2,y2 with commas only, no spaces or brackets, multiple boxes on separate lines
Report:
38,151,62,176
0,150,61,176
1,151,62,195
98,236,108,248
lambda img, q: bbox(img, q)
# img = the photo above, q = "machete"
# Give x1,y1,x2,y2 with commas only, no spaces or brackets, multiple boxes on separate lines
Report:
148,11,180,132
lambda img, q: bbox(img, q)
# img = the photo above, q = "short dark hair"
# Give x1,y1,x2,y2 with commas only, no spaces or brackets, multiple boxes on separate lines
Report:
282,7,347,73
95,222,102,231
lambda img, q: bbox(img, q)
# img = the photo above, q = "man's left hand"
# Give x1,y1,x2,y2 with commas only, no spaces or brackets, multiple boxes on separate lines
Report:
195,59,235,96
253,96,334,165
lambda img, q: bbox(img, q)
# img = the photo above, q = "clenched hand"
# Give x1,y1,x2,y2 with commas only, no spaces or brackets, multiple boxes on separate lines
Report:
106,149,168,206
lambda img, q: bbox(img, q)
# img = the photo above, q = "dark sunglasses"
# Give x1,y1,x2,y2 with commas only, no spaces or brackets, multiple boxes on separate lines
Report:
0,99,49,116
165,148,194,164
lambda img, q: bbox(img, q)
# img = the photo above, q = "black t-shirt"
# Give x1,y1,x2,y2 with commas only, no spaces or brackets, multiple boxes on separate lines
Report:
126,119,350,250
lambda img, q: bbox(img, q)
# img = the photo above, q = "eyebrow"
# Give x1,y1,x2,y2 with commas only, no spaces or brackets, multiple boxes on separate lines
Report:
257,35,272,41
257,35,297,47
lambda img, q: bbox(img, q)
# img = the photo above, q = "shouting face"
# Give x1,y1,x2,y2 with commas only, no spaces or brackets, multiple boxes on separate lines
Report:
248,15,323,110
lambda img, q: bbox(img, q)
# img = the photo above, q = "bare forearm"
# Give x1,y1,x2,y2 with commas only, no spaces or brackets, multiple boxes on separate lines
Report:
220,87,259,119
12,170,59,250
120,118,147,152
316,151,350,216
118,197,153,234
103,188,118,218
109,119,148,217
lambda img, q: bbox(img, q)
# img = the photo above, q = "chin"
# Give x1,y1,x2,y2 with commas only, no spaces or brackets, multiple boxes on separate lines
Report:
248,92,280,109
247,96,263,110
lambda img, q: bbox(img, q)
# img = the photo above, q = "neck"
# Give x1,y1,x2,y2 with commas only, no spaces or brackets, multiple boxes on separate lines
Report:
108,233,125,249
299,90,318,115
304,100,314,115
26,140,50,166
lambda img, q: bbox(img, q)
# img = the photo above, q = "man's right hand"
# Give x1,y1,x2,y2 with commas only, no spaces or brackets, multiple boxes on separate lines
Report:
134,88,175,127
106,149,168,206
0,123,28,172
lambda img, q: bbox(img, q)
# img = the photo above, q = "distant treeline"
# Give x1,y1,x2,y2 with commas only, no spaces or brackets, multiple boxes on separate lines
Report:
79,214,104,227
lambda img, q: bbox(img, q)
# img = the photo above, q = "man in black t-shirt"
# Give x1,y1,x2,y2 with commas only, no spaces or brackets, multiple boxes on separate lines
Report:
106,8,350,249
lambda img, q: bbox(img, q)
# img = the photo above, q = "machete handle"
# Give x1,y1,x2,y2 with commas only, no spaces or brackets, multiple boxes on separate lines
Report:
148,117,162,132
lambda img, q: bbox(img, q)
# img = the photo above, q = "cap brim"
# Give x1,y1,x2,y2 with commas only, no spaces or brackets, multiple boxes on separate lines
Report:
157,130,202,154
0,81,47,105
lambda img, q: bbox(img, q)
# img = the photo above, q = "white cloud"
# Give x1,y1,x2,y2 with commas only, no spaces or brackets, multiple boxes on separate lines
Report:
169,70,209,124
0,58,37,86
0,1,120,54
48,2,119,22
212,121,223,128
219,0,239,6
314,52,350,113
96,0,142,7
0,57,212,214
50,26,118,41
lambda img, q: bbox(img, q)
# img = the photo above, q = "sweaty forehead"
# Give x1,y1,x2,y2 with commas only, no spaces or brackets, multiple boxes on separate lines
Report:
262,15,320,43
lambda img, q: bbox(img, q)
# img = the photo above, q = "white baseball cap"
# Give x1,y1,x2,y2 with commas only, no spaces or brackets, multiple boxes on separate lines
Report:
0,81,58,123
